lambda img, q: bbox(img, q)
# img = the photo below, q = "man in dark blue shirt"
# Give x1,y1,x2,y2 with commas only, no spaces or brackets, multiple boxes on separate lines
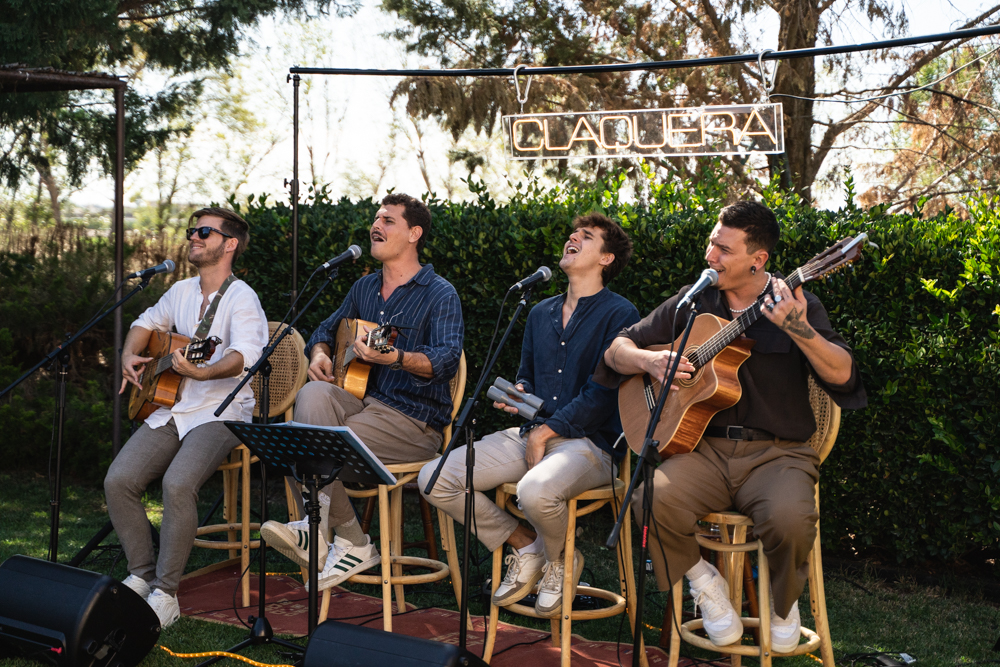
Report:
419,213,639,617
262,193,464,590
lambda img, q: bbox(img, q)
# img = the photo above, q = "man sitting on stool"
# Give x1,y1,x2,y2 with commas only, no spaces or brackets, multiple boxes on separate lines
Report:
107,207,268,628
420,213,638,617
601,201,866,651
260,193,464,591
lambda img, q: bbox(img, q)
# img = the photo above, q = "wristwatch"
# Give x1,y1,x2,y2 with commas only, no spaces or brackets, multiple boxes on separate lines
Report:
389,349,404,371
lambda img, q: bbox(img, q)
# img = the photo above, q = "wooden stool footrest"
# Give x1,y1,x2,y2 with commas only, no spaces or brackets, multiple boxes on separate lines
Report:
500,586,626,620
349,556,450,586
680,618,821,656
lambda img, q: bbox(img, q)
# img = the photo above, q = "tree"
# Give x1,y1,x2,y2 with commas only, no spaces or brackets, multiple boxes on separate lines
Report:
0,0,355,216
381,0,1000,202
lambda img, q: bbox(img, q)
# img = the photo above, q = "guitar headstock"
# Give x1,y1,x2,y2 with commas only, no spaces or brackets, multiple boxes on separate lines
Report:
797,233,868,285
185,336,223,365
366,324,396,354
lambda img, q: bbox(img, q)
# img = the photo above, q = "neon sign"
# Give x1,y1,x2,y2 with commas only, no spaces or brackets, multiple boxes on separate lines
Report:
502,104,784,160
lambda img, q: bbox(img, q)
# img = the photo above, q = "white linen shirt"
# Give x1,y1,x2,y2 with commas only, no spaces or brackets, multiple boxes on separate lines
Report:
130,276,268,438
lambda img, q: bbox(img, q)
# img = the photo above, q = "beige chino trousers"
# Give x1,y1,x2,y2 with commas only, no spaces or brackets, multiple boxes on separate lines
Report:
634,435,819,619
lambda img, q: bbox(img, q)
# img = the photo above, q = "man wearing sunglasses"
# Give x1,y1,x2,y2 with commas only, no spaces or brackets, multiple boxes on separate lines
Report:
261,193,464,592
105,207,268,629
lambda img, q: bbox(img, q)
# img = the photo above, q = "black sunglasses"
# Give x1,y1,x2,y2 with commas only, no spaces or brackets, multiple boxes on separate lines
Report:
186,226,234,241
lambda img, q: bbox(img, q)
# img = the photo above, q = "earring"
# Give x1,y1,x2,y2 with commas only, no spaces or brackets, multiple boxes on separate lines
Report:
750,266,757,275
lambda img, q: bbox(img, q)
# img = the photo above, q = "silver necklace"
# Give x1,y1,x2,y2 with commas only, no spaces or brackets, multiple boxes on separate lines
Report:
728,273,771,314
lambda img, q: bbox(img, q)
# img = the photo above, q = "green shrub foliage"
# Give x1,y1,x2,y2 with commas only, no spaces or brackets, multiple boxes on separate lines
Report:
236,174,1000,567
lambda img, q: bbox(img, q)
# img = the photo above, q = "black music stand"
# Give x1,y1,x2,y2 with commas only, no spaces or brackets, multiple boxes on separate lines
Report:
224,421,396,640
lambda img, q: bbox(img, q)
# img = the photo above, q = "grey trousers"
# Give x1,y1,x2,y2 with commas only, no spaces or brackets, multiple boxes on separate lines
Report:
418,427,616,562
634,435,819,619
104,419,240,596
291,382,442,528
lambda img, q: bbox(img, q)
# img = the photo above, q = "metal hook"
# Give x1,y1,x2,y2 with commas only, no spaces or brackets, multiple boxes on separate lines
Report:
513,64,533,114
757,49,777,102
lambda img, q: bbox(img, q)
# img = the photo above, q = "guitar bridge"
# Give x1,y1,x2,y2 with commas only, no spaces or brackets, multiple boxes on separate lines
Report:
642,375,656,412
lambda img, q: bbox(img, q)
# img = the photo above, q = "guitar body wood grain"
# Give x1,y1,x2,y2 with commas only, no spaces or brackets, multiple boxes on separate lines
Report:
619,313,754,457
128,330,189,422
333,318,378,400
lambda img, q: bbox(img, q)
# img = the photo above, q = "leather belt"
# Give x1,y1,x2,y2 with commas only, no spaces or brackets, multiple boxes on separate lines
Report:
704,425,777,442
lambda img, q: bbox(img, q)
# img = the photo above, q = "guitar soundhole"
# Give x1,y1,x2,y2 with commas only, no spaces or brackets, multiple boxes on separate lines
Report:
677,344,702,388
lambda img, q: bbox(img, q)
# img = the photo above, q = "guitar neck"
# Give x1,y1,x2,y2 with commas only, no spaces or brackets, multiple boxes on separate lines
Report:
688,268,804,369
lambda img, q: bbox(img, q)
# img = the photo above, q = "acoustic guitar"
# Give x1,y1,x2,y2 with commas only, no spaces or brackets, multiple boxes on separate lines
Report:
127,332,222,422
619,234,868,457
332,318,394,399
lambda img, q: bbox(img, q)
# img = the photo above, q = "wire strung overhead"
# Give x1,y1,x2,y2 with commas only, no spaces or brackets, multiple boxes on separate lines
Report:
289,25,1000,78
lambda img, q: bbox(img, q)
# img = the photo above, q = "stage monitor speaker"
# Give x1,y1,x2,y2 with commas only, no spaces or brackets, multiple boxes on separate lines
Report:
303,620,488,667
0,555,160,667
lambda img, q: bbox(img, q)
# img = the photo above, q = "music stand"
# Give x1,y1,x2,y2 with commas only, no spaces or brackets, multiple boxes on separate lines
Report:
225,421,396,639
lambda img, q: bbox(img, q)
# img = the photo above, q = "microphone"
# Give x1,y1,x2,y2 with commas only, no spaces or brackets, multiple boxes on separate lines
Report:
316,245,362,272
509,266,552,292
126,260,176,280
676,268,719,310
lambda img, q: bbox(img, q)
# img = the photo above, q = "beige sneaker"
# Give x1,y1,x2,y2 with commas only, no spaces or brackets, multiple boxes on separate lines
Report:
491,549,545,607
147,589,180,629
689,563,743,646
260,492,331,569
770,600,801,653
534,550,584,618
122,574,150,600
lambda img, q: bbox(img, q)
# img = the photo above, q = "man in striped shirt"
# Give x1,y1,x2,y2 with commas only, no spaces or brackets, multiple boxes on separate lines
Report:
261,193,464,590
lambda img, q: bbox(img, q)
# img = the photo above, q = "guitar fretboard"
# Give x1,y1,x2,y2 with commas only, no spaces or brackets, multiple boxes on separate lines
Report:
688,267,807,369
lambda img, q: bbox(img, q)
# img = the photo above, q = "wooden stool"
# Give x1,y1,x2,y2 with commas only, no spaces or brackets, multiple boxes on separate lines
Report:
191,443,259,607
483,449,648,667
315,352,468,631
189,322,307,608
667,376,840,667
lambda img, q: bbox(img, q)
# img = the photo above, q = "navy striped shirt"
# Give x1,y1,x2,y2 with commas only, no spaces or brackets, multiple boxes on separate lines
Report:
305,264,464,431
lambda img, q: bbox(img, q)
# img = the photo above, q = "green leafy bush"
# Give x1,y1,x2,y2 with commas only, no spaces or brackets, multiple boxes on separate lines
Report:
237,175,1000,567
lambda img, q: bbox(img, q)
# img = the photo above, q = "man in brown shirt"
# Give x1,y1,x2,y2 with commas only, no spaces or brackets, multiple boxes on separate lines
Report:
602,201,866,652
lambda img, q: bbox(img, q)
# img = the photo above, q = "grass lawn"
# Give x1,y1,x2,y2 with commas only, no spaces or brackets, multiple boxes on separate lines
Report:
1,470,998,667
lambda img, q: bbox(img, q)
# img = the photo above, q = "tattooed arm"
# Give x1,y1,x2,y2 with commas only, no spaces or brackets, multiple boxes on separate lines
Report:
762,278,854,385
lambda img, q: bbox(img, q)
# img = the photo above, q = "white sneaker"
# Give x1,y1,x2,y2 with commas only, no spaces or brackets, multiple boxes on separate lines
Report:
491,548,545,607
260,492,331,569
689,563,743,646
147,589,180,629
534,550,584,618
770,600,801,653
122,574,150,600
306,535,380,592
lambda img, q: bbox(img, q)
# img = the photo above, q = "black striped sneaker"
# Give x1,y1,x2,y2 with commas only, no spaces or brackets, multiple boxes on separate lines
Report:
311,535,380,591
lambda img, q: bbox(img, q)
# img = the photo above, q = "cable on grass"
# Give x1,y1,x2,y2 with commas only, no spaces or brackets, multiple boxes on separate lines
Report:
158,644,296,667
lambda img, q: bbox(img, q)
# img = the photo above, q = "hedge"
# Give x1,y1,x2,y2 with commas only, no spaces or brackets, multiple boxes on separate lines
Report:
236,172,1000,566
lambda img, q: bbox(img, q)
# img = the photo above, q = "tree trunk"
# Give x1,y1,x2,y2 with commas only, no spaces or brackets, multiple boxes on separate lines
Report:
768,0,820,201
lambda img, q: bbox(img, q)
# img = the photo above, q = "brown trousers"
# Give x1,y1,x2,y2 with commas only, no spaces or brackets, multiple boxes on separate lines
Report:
291,381,442,527
633,436,819,619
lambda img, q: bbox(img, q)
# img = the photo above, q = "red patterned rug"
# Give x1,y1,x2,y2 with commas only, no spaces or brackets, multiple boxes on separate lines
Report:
177,564,690,666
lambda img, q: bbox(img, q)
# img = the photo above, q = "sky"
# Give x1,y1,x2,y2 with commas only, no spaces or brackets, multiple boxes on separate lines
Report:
66,0,998,213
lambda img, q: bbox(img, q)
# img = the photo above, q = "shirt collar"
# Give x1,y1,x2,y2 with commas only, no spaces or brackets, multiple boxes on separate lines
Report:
376,263,436,287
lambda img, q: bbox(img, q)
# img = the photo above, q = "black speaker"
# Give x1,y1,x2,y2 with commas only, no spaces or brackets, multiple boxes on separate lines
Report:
0,555,160,667
303,620,488,667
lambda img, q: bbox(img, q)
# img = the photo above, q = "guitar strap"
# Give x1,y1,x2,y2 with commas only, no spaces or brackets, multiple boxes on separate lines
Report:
194,273,236,340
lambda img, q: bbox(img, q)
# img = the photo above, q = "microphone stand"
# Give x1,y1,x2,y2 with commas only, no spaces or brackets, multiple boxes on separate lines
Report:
0,275,157,563
605,296,702,667
200,266,344,665
423,285,538,651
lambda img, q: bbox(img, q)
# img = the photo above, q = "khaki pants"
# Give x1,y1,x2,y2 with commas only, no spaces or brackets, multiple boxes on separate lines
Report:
291,382,442,527
104,419,241,596
419,427,615,562
634,436,819,619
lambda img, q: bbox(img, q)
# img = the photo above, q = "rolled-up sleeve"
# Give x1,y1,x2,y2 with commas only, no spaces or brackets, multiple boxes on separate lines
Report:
221,288,269,380
411,288,464,386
